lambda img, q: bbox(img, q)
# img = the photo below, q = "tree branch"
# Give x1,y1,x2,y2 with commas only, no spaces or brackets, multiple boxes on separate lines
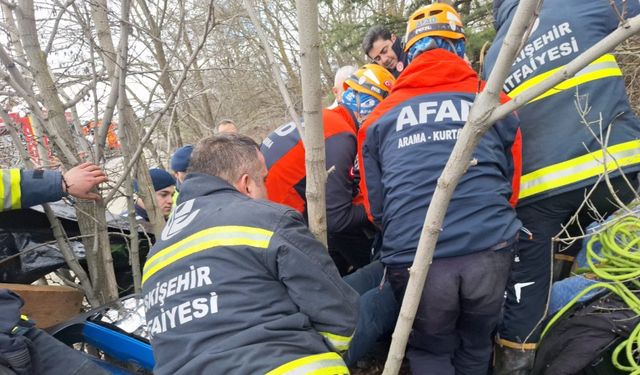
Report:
242,0,304,140
44,0,75,55
104,2,215,203
0,106,99,306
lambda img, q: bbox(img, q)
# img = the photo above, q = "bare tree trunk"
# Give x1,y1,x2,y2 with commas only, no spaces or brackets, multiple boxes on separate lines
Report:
89,0,166,237
295,0,327,245
382,3,640,374
242,0,304,140
261,0,299,85
136,0,184,147
102,3,215,210
14,0,78,166
181,29,215,129
75,202,119,303
2,3,25,59
116,0,141,292
13,0,119,303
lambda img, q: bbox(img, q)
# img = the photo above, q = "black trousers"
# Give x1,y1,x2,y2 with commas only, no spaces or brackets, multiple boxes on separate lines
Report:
328,230,375,275
499,174,639,346
388,247,513,375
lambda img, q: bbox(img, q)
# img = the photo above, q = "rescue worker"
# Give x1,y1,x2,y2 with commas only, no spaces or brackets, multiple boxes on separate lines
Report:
0,163,107,208
170,145,193,205
142,134,358,375
117,168,175,290
362,25,406,77
0,164,109,375
117,168,174,293
216,119,238,134
328,65,357,109
170,145,193,184
483,1,640,371
261,63,396,274
358,4,522,373
129,168,176,222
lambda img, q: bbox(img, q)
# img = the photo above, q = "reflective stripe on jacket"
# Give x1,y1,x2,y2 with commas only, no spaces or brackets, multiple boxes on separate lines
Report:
358,49,522,265
0,169,63,372
0,169,64,210
261,106,368,234
142,173,358,375
484,0,640,204
266,352,348,375
0,169,21,210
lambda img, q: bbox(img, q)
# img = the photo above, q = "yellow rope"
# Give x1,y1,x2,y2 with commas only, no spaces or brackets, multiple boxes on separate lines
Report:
541,216,640,371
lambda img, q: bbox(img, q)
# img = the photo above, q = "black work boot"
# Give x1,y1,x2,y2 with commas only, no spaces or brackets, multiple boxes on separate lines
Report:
493,344,536,375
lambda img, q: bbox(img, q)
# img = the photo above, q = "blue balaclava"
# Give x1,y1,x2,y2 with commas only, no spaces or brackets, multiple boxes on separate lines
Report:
341,87,380,121
407,36,466,64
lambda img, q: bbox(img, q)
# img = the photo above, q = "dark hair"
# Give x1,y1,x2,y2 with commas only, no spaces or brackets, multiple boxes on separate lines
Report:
362,25,392,55
188,134,261,185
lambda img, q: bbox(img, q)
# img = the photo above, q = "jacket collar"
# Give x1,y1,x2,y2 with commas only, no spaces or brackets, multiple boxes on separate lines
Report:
394,49,478,92
134,204,149,222
336,104,359,131
391,37,406,77
493,0,518,32
178,173,240,202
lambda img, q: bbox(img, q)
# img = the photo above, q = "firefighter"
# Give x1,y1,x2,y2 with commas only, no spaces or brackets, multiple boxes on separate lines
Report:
358,4,522,373
0,163,107,209
142,134,358,375
483,1,640,372
0,164,109,375
261,64,396,274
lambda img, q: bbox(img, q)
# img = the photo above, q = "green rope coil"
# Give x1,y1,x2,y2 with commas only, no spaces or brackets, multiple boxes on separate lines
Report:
541,215,640,372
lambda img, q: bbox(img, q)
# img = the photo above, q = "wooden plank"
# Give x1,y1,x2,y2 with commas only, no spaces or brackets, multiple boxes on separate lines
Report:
0,283,84,328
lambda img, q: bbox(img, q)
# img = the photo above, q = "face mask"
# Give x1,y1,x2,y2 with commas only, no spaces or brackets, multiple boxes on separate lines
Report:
357,94,379,118
342,88,380,122
407,36,466,64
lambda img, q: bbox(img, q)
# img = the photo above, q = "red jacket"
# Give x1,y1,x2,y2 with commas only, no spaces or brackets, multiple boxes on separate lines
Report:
261,106,369,234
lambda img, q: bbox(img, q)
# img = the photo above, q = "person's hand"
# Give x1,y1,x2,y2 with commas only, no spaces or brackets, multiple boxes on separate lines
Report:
62,162,108,201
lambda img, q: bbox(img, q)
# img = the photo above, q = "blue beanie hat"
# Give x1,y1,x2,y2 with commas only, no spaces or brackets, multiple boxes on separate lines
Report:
134,168,176,192
170,145,194,172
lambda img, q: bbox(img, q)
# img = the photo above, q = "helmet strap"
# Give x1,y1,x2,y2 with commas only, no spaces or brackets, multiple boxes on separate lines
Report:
355,92,364,124
445,38,456,52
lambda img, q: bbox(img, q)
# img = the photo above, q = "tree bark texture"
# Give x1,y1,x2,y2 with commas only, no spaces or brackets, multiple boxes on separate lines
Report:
295,0,328,246
117,0,142,293
15,0,78,166
14,0,119,304
89,0,166,237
